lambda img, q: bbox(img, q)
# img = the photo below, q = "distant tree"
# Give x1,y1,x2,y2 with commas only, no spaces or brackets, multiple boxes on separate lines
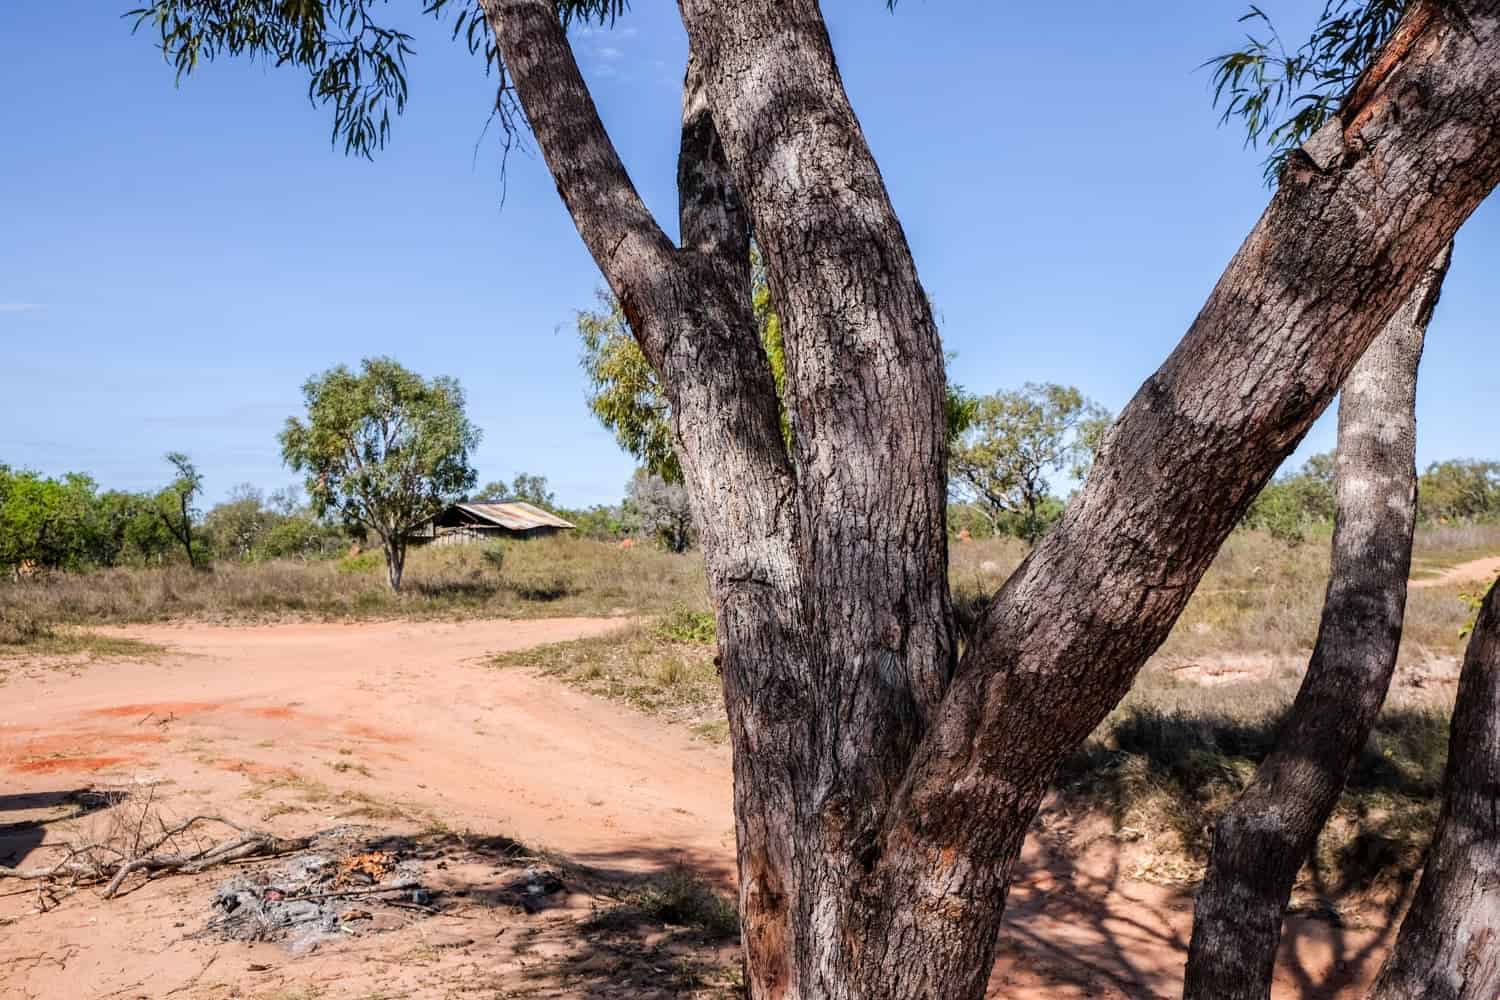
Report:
280,358,479,592
268,485,303,517
1241,451,1338,544
203,483,271,560
563,503,629,541
624,470,693,553
104,490,178,566
154,452,205,569
580,278,974,482
949,384,1110,543
578,294,682,482
0,467,100,572
473,473,555,508
1418,459,1500,522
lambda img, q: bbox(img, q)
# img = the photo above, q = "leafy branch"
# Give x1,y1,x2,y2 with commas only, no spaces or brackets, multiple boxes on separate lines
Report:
125,0,631,159
1205,0,1406,184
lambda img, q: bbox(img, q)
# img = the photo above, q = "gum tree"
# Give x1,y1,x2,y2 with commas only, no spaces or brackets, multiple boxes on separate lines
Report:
1181,3,1462,994
948,383,1110,542
279,357,478,591
128,1,1500,995
157,452,205,569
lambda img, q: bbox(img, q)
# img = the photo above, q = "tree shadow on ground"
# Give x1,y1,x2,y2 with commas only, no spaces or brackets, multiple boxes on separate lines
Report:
275,828,742,998
346,831,744,997
0,788,112,870
1013,698,1447,998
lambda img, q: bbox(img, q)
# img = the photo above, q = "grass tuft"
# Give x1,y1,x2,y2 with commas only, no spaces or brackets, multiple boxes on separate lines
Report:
586,868,740,941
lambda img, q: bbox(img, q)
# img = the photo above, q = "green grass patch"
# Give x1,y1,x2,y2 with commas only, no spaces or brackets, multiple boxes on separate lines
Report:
655,606,716,644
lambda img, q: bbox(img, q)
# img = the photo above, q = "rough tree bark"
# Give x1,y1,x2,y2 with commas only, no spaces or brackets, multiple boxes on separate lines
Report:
676,3,1500,996
489,0,1500,995
476,24,809,942
1369,578,1500,1000
1182,245,1452,1000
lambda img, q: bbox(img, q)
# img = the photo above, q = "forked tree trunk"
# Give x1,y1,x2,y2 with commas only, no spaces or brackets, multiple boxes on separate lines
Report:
1183,245,1452,1000
1369,578,1500,999
678,4,1500,996
486,1,1500,995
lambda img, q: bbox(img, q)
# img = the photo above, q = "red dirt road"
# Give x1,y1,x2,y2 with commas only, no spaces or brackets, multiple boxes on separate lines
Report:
0,619,1396,998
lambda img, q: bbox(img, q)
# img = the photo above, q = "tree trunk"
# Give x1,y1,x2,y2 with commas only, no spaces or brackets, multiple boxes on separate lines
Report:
1369,578,1500,999
180,493,197,569
675,2,1500,995
490,0,1500,995
1183,245,1451,1000
384,538,405,593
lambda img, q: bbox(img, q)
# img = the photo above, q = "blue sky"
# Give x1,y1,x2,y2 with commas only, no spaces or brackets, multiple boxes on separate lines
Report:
2,1,1495,508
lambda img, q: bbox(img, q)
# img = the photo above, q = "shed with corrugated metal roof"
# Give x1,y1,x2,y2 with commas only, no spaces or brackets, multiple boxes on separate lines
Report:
409,501,576,545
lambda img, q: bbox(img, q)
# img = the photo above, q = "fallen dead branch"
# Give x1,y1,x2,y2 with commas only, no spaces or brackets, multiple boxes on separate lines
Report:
0,814,310,899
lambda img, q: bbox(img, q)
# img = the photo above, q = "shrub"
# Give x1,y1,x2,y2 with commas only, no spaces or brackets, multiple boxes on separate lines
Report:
631,869,740,940
656,607,716,644
336,551,384,575
481,542,506,572
0,607,52,645
507,569,572,602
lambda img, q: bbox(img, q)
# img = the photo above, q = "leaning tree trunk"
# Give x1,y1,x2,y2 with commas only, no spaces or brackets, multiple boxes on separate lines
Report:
1182,245,1452,1000
1368,578,1500,999
487,0,1500,995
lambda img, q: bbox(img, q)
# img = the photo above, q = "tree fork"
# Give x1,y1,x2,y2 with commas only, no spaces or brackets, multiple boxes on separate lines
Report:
495,0,1500,994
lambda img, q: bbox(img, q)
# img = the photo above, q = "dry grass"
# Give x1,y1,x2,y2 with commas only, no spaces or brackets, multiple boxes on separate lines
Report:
491,619,723,734
0,609,164,682
5,522,1491,901
0,536,708,632
491,524,1487,901
948,535,1029,640
1057,663,1449,895
585,868,741,942
1158,527,1480,664
1409,520,1500,576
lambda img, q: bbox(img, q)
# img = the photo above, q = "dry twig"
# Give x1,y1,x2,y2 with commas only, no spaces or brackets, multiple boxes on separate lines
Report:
0,815,309,898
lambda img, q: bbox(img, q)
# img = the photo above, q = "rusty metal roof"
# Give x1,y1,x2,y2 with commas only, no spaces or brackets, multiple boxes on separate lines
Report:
455,501,576,531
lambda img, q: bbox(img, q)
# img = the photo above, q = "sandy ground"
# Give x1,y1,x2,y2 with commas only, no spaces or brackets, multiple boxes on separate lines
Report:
1,618,1408,999
1410,553,1500,590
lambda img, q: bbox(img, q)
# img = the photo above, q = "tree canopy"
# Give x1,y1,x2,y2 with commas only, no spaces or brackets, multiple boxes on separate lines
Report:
580,274,974,483
949,383,1110,543
280,356,479,590
473,472,555,507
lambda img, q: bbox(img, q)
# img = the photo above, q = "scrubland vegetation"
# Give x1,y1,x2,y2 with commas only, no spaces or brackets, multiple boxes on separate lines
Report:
3,433,1497,937
0,535,706,636
487,521,1496,902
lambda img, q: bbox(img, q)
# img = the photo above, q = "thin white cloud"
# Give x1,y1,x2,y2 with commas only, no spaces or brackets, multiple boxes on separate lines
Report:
596,45,623,60
0,303,43,313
